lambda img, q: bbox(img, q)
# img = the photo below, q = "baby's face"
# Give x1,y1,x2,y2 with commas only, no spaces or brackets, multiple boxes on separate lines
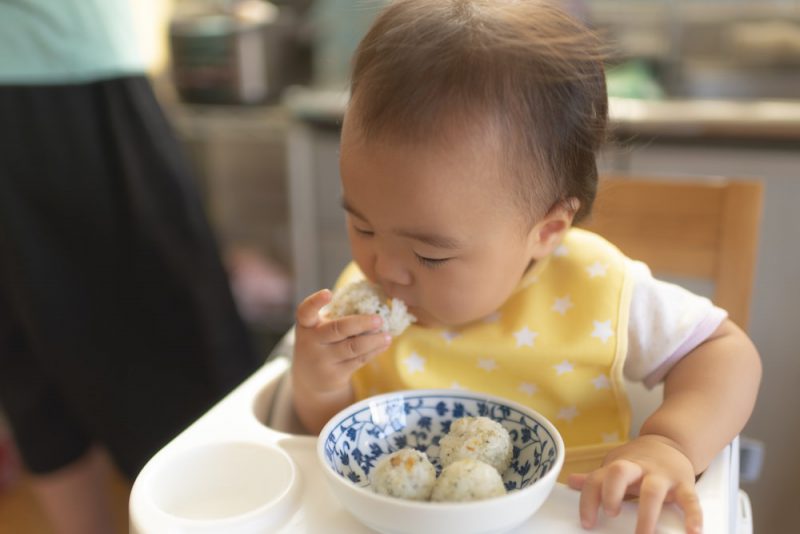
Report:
339,123,543,328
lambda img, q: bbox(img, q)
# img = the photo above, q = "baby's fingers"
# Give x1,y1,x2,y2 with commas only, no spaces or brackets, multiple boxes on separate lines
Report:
566,473,588,491
575,470,603,529
296,289,332,328
339,343,392,374
576,460,642,529
601,461,642,518
634,476,670,534
332,332,391,363
672,484,703,534
317,315,383,343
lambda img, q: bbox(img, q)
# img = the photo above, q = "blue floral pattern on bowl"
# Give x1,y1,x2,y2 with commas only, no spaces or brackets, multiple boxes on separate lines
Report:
322,392,560,493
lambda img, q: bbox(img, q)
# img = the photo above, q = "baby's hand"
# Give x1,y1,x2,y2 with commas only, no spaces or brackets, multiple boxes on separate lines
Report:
567,435,702,534
292,289,392,393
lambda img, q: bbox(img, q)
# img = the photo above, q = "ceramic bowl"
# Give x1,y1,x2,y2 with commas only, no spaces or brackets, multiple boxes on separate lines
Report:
133,441,300,533
317,389,564,534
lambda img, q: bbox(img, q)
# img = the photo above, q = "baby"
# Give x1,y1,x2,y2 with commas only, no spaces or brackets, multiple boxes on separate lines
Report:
290,2,761,533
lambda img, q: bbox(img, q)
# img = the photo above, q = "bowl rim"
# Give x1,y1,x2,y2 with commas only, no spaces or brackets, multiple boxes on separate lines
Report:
142,440,301,527
316,388,565,509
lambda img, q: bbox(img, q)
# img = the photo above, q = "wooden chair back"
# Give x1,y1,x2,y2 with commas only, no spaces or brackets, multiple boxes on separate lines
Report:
579,175,763,330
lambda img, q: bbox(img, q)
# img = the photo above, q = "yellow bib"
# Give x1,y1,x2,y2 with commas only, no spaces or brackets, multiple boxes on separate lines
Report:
343,228,633,477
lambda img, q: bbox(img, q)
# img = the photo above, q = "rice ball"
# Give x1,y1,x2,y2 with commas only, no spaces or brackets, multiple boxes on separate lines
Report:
439,416,513,475
326,280,416,336
370,448,436,501
430,459,507,502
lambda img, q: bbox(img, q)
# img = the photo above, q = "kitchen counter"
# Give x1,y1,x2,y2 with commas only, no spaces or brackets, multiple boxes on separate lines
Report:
608,97,800,141
283,86,800,142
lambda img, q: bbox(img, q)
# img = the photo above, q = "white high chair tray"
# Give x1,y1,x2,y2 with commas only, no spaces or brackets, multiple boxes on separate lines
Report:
130,358,736,533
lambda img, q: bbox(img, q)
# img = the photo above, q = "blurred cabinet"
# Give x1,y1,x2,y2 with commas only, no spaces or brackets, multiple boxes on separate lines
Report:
168,104,294,270
287,121,349,303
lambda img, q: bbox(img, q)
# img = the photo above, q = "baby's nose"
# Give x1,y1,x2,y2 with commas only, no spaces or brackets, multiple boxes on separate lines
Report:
374,255,412,286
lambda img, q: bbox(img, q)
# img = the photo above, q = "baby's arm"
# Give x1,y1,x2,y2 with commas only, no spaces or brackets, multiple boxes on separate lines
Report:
291,289,392,433
568,318,761,534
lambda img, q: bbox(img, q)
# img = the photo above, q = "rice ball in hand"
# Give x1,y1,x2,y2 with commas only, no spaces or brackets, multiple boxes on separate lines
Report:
326,280,416,336
370,448,437,501
430,459,506,502
439,416,513,475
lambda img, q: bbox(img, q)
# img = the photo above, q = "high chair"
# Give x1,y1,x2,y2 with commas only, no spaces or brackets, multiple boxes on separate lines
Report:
254,176,764,532
129,176,763,534
580,174,764,534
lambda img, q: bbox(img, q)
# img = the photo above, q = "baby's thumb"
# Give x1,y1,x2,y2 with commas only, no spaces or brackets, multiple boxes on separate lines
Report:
296,289,333,328
566,473,588,491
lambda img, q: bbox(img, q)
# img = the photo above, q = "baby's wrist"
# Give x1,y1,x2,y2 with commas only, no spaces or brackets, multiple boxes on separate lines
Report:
636,433,696,469
291,371,352,403
290,376,354,433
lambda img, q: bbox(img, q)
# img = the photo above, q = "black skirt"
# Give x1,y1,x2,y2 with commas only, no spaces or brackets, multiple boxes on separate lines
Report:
0,76,258,478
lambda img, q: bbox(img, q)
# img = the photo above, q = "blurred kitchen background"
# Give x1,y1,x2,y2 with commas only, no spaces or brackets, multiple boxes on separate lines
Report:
3,0,799,531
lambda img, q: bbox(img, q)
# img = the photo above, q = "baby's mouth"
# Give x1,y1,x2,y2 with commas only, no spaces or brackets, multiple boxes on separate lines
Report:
384,288,411,307
406,306,441,328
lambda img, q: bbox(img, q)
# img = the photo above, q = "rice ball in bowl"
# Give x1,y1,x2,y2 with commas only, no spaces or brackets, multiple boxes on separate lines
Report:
371,448,436,501
439,416,513,475
430,458,506,502
317,389,565,534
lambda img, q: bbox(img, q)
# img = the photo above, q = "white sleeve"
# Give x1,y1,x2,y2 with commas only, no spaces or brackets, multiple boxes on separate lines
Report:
623,260,728,388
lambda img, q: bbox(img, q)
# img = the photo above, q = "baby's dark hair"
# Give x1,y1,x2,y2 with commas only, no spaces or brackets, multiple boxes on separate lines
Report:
348,0,608,224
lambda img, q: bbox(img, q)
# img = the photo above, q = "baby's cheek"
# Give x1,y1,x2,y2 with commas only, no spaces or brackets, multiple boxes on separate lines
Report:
436,295,486,326
352,257,376,284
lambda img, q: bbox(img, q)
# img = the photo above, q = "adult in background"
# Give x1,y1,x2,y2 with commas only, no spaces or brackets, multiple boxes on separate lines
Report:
0,1,259,532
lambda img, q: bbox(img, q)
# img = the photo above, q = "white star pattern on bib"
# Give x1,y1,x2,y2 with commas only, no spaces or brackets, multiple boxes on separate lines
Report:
586,261,608,278
519,382,538,396
552,295,574,315
591,320,614,343
513,326,538,347
441,330,460,344
554,360,574,375
554,244,569,257
602,432,620,443
593,374,610,390
520,274,538,289
557,406,579,422
477,358,498,372
403,352,426,374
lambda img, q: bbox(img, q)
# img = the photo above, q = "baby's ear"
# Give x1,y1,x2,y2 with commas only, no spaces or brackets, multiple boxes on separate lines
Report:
527,199,578,259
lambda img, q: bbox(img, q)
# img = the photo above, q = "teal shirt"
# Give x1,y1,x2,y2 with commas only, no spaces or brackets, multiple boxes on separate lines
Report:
0,0,146,84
